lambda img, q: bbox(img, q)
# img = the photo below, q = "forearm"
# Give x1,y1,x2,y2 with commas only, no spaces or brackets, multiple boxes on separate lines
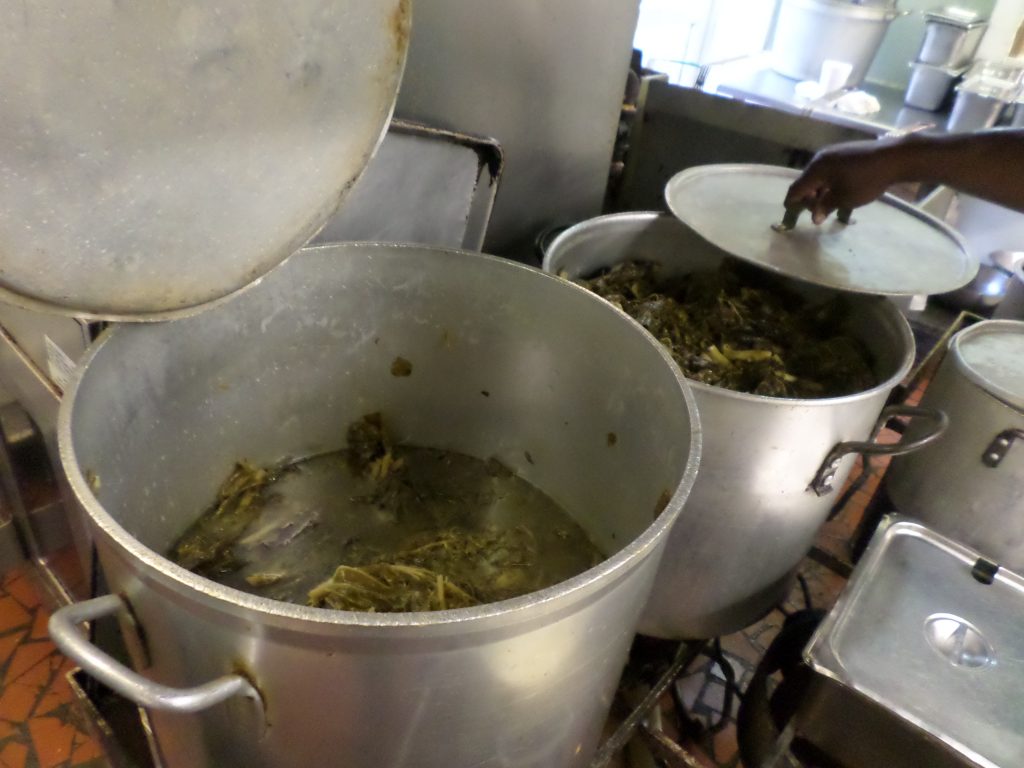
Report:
878,129,1024,212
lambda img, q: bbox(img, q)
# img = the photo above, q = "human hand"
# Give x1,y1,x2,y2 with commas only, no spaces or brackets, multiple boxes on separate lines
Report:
784,140,901,225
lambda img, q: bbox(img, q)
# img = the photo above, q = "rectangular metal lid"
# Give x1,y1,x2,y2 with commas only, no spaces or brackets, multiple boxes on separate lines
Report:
805,516,1024,768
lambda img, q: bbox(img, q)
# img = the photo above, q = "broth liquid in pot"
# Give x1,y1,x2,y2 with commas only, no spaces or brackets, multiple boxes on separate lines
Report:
170,415,604,611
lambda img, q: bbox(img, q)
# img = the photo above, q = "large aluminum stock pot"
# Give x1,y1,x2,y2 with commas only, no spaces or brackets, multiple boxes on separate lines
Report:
544,212,946,639
51,243,700,768
887,320,1024,570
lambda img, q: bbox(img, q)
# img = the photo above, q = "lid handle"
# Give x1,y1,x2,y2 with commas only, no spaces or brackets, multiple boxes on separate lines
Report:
771,206,853,233
982,428,1024,468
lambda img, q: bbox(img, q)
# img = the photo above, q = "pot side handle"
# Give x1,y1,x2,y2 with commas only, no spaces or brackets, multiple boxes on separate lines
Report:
809,405,949,497
49,594,264,715
982,429,1024,468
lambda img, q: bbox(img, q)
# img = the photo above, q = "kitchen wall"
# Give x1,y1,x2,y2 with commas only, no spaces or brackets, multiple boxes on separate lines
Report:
396,0,643,261
977,0,1024,57
865,0,998,88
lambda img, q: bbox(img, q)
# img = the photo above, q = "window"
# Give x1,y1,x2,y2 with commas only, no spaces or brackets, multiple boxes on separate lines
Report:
634,0,779,84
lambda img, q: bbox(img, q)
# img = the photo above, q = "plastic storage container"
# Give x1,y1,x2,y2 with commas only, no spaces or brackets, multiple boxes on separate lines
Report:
904,61,965,110
963,57,1024,84
947,85,1010,132
918,7,988,69
946,69,1022,132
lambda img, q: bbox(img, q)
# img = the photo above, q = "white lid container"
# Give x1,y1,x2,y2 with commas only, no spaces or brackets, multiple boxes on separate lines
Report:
946,73,1021,132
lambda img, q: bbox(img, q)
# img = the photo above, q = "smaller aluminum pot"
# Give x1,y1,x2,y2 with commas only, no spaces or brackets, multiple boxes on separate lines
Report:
887,320,1024,570
544,212,947,639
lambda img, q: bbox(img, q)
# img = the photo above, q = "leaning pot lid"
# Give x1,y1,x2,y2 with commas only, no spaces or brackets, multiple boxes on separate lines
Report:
950,320,1024,411
925,6,987,28
0,0,410,321
665,164,977,297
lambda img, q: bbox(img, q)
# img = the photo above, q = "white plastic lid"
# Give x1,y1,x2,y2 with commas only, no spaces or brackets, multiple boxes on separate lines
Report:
957,75,1020,100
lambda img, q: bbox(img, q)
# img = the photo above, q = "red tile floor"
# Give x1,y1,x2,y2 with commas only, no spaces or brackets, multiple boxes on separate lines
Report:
0,564,104,768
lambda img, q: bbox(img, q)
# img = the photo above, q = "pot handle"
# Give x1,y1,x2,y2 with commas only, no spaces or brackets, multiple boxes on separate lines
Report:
772,206,853,232
49,594,263,715
982,429,1024,468
809,405,948,497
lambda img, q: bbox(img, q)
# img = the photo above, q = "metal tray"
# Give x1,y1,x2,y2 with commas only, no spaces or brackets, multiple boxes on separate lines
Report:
802,516,1024,768
311,119,502,252
665,164,977,296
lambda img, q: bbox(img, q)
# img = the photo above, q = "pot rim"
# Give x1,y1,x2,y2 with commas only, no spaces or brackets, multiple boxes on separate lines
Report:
543,211,916,407
57,243,703,629
949,318,1024,413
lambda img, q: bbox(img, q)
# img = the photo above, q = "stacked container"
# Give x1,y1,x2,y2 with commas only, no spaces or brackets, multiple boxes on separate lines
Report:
947,59,1024,132
904,7,987,111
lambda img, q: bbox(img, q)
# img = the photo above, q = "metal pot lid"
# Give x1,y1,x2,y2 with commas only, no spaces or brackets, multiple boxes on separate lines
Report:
951,320,1024,411
664,164,977,297
0,0,410,321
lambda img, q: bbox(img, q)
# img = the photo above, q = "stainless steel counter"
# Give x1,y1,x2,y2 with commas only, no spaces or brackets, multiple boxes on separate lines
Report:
707,62,949,137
